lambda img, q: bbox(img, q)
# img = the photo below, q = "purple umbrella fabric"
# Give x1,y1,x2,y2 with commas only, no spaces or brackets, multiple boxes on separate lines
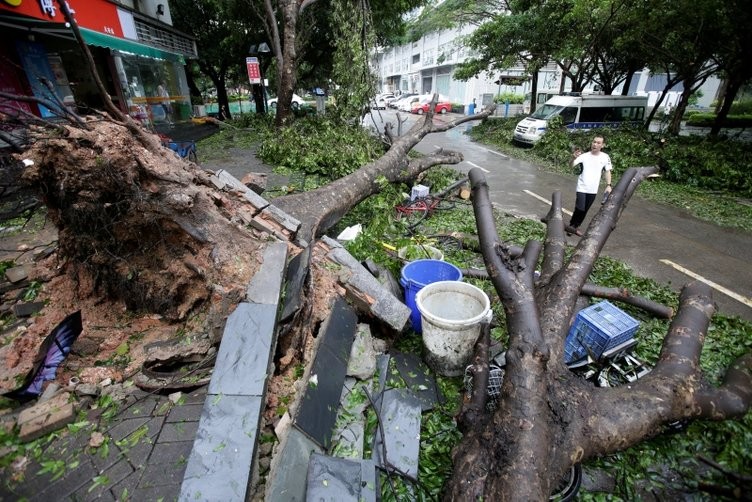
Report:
5,311,82,400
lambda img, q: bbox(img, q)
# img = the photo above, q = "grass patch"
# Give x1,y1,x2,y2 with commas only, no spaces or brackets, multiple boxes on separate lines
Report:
468,118,752,232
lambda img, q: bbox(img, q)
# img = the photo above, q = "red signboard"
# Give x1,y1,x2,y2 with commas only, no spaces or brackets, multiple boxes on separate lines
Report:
0,0,124,37
246,57,260,85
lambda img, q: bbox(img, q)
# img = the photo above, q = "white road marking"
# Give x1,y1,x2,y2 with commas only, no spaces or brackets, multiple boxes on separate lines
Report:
466,161,489,173
523,190,572,216
484,148,508,159
660,259,752,308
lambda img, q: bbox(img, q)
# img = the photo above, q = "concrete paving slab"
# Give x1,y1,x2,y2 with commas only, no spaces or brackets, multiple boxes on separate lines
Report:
165,403,203,423
180,394,263,501
71,458,133,501
30,457,98,502
147,440,194,467
158,420,200,443
208,302,277,397
265,427,322,502
305,453,362,501
372,388,422,480
246,241,288,305
295,345,347,449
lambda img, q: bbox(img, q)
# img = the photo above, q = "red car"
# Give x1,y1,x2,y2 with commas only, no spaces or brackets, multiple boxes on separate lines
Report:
411,98,452,114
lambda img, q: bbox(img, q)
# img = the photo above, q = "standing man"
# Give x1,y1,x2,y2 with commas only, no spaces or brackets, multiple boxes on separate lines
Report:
565,135,612,236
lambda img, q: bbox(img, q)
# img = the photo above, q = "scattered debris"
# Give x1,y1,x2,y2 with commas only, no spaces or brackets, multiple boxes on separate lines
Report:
3,311,82,400
17,391,77,442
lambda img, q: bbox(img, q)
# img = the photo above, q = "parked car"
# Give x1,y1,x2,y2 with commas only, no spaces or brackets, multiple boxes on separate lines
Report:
383,94,399,106
390,93,417,109
397,95,422,112
268,93,305,109
370,93,393,110
411,96,452,114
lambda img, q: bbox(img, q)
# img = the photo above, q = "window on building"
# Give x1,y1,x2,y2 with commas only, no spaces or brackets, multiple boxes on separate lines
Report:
412,54,420,64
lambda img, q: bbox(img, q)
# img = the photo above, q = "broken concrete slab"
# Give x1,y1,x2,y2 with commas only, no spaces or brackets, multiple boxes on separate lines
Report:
279,246,309,323
305,453,375,502
391,351,442,412
330,378,372,460
11,301,45,318
347,324,378,380
17,391,77,442
294,298,357,449
179,394,263,501
214,169,270,210
246,242,288,305
372,388,422,480
208,302,277,397
319,236,410,333
5,264,30,283
265,426,323,502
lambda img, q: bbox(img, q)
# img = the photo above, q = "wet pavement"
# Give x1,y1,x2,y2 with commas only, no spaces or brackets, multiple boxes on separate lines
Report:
2,112,750,501
392,110,752,322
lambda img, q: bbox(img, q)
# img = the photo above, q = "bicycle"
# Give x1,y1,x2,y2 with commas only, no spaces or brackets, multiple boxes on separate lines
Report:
158,133,198,163
394,194,456,230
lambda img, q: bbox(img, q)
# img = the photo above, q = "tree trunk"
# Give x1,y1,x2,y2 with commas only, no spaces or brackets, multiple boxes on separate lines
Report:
443,168,752,500
273,0,300,127
710,77,742,137
273,103,494,242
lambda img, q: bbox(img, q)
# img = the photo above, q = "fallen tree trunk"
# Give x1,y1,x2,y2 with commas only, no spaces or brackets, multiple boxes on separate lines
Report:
444,167,752,500
273,100,494,243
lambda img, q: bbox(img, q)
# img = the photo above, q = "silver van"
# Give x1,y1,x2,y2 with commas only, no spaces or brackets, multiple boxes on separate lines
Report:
513,94,648,145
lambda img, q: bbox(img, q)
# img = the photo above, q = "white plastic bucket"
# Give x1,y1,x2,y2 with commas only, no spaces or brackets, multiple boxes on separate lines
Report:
416,281,491,376
397,244,444,262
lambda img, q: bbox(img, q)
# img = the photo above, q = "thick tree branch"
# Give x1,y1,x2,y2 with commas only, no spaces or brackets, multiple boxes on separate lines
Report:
458,321,492,431
540,167,659,360
580,283,674,319
538,190,566,284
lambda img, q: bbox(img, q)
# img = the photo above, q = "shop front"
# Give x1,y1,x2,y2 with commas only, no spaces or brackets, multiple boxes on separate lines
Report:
0,0,195,126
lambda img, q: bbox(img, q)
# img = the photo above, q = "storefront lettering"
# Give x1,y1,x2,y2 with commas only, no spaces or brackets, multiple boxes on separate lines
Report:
37,0,55,17
34,0,75,19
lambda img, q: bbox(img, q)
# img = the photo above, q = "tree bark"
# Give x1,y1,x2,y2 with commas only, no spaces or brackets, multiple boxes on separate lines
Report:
443,168,752,500
273,101,494,242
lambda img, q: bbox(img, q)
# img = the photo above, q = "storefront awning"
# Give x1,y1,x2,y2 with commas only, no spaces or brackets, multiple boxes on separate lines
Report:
80,28,184,63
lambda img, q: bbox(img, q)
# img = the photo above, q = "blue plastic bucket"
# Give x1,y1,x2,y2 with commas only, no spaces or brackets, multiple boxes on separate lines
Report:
400,259,463,333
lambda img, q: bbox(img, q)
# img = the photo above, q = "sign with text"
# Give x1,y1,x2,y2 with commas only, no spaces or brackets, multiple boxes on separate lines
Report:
246,57,260,84
0,0,123,37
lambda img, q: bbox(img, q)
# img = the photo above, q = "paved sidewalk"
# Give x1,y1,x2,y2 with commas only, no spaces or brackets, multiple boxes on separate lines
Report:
1,386,206,502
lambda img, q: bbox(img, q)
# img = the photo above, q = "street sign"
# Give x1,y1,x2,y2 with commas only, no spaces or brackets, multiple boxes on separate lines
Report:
246,57,261,84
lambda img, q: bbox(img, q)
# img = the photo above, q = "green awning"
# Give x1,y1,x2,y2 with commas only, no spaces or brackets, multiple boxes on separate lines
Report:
80,28,184,63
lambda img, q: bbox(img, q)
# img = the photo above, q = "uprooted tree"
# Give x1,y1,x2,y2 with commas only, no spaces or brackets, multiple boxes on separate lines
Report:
3,7,751,496
444,168,752,500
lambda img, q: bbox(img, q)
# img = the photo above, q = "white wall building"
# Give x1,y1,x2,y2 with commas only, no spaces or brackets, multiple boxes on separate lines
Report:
373,24,720,112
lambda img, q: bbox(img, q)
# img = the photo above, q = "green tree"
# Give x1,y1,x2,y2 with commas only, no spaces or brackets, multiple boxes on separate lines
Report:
169,0,261,120
637,0,722,134
242,0,425,127
709,0,752,136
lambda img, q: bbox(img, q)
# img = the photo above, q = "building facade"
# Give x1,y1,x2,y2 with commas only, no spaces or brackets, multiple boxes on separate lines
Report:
0,0,196,127
372,25,719,112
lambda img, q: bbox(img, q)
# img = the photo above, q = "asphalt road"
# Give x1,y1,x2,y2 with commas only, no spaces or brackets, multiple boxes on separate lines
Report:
367,108,752,322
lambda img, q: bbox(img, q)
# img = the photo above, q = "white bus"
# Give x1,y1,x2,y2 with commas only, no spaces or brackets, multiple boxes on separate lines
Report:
513,94,648,145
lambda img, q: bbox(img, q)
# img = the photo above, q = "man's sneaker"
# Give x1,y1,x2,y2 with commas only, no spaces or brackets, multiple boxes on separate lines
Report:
565,225,583,237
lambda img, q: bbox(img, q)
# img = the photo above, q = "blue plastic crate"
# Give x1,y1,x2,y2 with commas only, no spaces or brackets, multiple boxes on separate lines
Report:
564,301,639,363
